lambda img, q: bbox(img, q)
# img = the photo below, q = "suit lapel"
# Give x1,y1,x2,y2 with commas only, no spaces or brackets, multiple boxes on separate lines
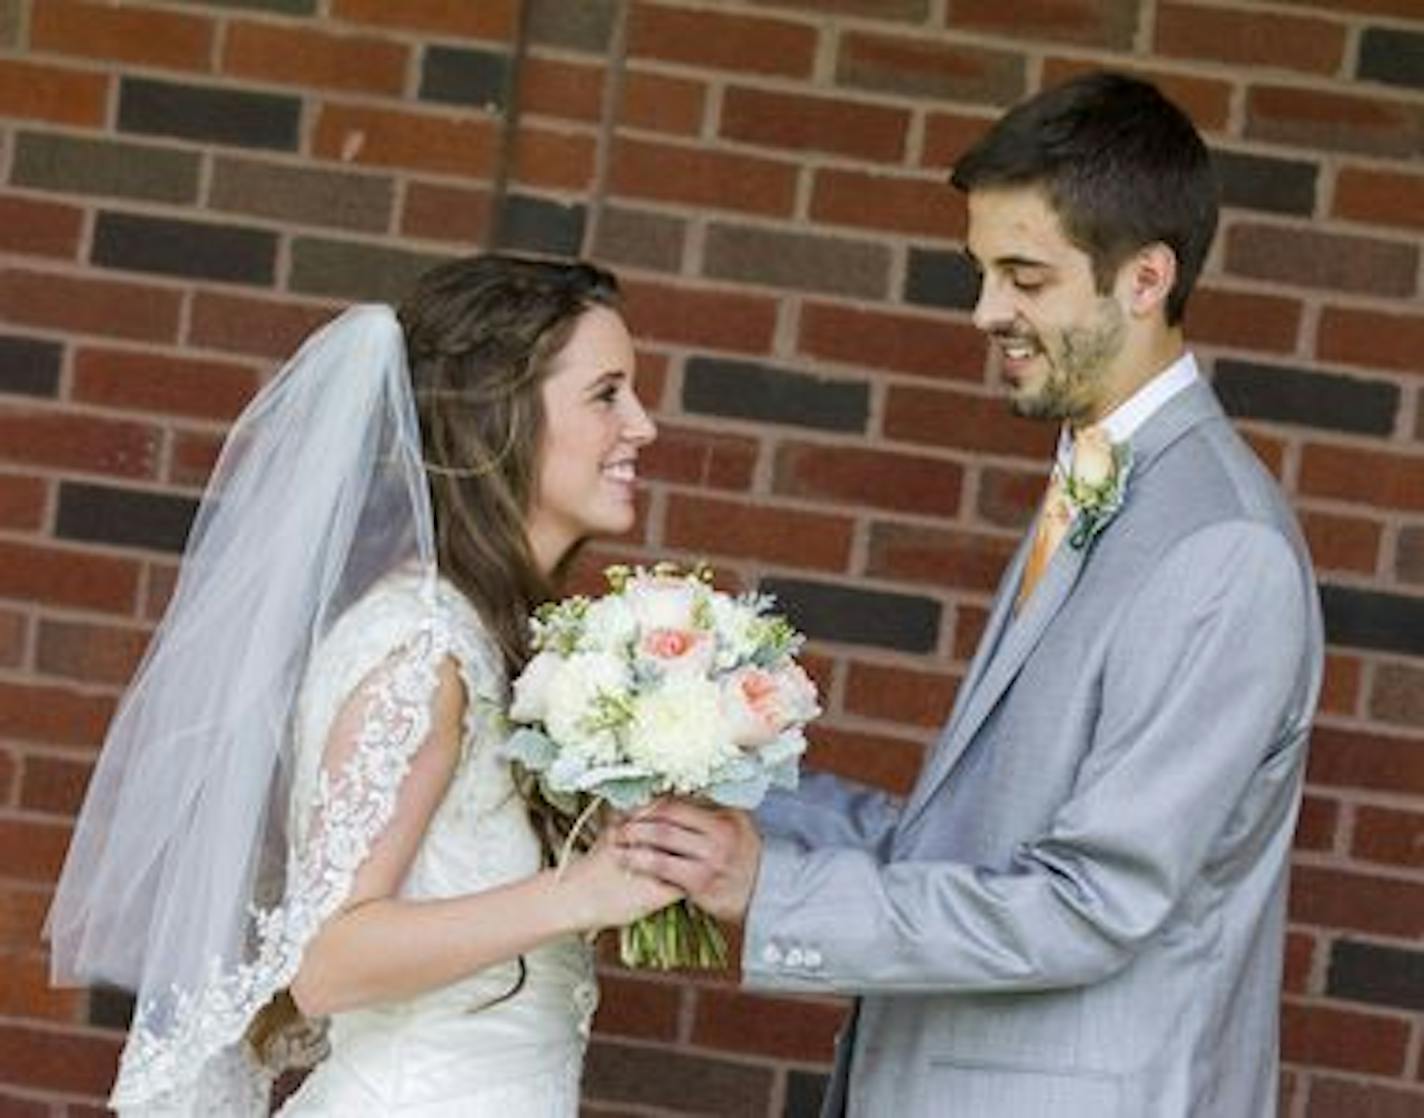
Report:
898,378,1226,833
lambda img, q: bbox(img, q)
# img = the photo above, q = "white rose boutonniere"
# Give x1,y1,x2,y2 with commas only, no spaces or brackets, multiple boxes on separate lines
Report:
1059,425,1133,549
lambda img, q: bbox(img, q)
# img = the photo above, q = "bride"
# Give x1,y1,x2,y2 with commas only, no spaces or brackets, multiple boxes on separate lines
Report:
46,255,677,1115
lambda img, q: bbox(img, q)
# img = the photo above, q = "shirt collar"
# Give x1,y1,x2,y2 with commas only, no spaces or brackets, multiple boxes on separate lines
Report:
1055,352,1201,471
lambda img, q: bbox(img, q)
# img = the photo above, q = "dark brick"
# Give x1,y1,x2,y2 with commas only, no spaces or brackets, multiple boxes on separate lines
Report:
1213,360,1398,436
837,31,1025,106
1358,27,1424,91
1211,148,1317,216
289,238,449,303
906,247,980,310
87,986,135,1031
704,224,890,299
55,483,197,554
118,77,301,151
1307,1079,1424,1118
592,206,685,272
209,157,392,232
1225,224,1417,298
92,212,276,286
12,132,200,204
761,577,941,653
1370,662,1424,729
528,0,617,52
1328,939,1424,1011
583,1040,774,1113
493,193,586,257
419,46,510,110
684,357,869,433
1398,526,1424,586
785,1069,829,1118
0,0,19,47
1321,584,1424,657
0,336,62,398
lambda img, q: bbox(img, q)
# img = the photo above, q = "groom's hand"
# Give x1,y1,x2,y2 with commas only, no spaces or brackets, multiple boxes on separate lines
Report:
617,800,761,924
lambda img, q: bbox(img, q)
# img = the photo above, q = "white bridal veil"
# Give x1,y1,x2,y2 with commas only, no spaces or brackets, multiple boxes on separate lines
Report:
47,305,445,1112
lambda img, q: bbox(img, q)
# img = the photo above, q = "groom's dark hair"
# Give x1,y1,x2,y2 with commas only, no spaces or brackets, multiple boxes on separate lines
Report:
951,71,1218,326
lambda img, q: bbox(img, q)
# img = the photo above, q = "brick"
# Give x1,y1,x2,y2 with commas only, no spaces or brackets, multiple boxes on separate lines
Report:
922,109,994,170
0,59,109,126
0,540,139,612
693,987,842,1061
0,335,62,399
785,1070,830,1118
762,577,941,653
189,291,335,359
224,19,405,94
1309,723,1424,796
812,169,966,241
1321,584,1424,657
1211,149,1317,217
1351,805,1424,871
56,482,197,555
592,206,685,273
1307,1077,1424,1118
1290,864,1424,939
1358,27,1424,91
93,210,277,286
0,953,83,1022
1370,662,1424,730
0,681,115,749
0,885,50,949
1155,2,1342,74
1320,654,1360,716
584,1039,774,1112
1300,511,1381,575
1043,58,1232,133
1283,931,1314,993
89,986,135,1030
199,0,316,10
330,0,516,39
1317,305,1424,376
19,752,93,815
1214,360,1398,436
621,280,777,355
844,660,959,729
34,0,214,72
976,464,1043,529
590,973,681,1041
72,346,257,422
1333,167,1424,232
867,523,1015,593
401,182,492,245
313,103,497,177
12,131,200,204
886,385,1055,459
209,156,393,232
0,193,83,259
704,224,890,300
639,424,757,491
775,442,960,518
1246,85,1422,160
168,428,225,489
143,560,180,620
609,137,796,217
419,45,508,109
119,76,300,151
1225,223,1416,298
628,3,815,78
665,494,853,572
1186,287,1301,354
0,404,159,479
491,193,586,257
288,238,447,303
1241,430,1285,479
0,1022,119,1096
0,0,18,45
0,606,26,665
619,69,705,135
799,302,984,384
1281,1000,1410,1076
838,31,1025,106
905,247,981,311
528,0,617,52
518,55,604,123
722,87,909,162
752,0,926,16
1293,794,1339,852
509,126,598,191
961,0,1141,46
36,618,150,688
1300,444,1424,512
804,724,927,796
1399,526,1424,586
685,357,868,433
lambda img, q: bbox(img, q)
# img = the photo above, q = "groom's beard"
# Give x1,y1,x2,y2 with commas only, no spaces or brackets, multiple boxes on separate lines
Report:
1004,300,1126,423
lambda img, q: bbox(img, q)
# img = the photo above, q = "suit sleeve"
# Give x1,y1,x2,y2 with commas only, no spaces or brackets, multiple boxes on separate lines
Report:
755,769,903,858
742,520,1318,995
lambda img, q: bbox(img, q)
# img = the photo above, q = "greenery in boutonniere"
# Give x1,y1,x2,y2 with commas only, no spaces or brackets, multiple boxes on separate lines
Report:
1059,426,1133,549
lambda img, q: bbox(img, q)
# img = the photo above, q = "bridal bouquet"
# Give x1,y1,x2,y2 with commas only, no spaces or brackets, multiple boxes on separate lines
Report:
504,563,820,969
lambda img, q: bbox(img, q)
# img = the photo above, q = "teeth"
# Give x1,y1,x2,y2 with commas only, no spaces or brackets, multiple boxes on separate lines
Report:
604,461,635,481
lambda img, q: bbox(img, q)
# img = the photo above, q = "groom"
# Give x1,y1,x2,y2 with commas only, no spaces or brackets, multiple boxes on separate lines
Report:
624,72,1323,1117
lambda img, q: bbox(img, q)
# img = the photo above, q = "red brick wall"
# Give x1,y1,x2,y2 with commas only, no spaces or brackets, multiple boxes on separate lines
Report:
2,1,1422,1115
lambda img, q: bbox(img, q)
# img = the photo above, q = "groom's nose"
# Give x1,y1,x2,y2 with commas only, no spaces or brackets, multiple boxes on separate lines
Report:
972,278,1012,333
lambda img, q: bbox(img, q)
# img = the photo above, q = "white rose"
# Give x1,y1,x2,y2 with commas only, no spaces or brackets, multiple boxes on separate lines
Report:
1071,425,1115,490
581,594,638,653
625,575,698,632
509,650,562,723
625,674,736,793
544,651,630,764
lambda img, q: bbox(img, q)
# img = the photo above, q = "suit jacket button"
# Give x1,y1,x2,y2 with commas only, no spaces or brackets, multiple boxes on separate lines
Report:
762,943,782,965
804,948,823,968
785,947,805,967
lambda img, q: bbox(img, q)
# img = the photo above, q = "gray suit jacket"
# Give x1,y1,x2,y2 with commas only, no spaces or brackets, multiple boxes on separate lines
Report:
743,379,1323,1117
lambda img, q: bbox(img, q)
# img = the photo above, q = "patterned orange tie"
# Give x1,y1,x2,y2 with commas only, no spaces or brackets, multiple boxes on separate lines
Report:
1016,471,1073,611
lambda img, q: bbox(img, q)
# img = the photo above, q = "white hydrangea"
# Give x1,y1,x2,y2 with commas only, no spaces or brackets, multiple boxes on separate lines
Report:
624,674,736,793
710,594,762,669
543,651,630,765
580,593,638,653
624,576,699,632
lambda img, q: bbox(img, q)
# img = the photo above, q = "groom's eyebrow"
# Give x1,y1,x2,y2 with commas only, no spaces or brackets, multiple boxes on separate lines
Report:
961,247,1051,273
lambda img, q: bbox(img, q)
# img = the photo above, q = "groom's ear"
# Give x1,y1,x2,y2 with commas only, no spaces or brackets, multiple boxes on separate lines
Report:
1122,242,1177,320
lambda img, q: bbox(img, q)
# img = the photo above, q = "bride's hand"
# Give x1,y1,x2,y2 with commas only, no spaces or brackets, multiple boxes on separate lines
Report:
556,824,682,933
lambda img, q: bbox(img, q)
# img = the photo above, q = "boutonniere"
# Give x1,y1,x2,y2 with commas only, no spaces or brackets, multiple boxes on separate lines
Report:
1058,426,1133,549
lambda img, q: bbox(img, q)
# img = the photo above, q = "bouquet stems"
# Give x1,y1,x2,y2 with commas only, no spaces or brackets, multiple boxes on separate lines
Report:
619,899,728,970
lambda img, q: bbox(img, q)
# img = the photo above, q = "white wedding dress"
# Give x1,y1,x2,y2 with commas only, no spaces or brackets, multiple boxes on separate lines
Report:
275,571,597,1117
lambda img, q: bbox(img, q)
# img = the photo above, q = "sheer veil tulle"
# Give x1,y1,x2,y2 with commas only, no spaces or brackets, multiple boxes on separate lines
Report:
46,305,442,1112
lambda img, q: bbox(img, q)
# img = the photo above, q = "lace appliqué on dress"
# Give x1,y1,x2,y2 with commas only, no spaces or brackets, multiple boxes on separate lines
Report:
111,622,449,1115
